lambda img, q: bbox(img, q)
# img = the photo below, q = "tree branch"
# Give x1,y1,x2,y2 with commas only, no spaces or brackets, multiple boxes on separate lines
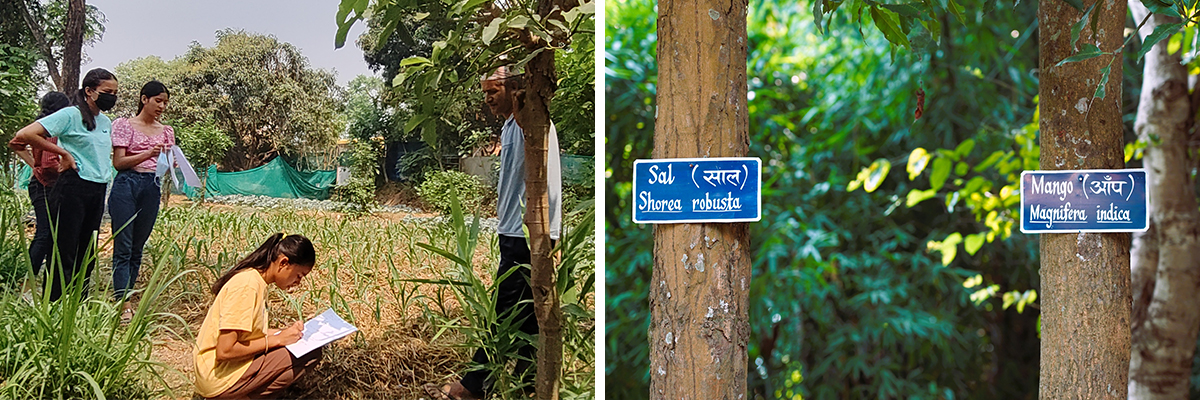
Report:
17,0,63,90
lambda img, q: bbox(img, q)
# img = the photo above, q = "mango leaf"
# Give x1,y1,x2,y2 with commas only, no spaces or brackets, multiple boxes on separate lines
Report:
870,6,911,49
954,161,968,176
1056,44,1104,67
880,3,926,18
930,157,951,191
391,72,408,88
973,150,1005,172
814,0,826,34
482,17,504,45
946,0,966,24
1135,22,1185,61
964,176,987,194
906,188,937,207
962,274,982,288
907,147,930,180
964,232,986,255
847,179,863,192
509,15,531,29
1070,1,1096,51
954,138,975,158
578,0,596,14
1003,291,1018,310
431,41,448,62
404,114,428,134
400,56,431,67
922,18,942,45
515,47,547,71
864,158,892,193
927,232,963,265
1093,64,1110,99
421,119,438,150
1141,0,1182,18
1017,290,1037,313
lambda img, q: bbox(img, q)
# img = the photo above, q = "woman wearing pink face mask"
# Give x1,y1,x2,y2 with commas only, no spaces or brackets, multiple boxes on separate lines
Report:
108,80,174,323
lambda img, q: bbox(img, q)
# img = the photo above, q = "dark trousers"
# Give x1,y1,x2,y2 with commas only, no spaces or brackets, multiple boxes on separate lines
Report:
48,169,106,302
461,235,546,396
109,171,161,301
27,178,54,275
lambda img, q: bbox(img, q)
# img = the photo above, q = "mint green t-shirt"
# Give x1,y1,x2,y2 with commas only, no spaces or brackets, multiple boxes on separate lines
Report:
36,107,114,183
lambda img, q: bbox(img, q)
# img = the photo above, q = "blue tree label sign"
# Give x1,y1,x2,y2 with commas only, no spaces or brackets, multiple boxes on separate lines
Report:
1020,169,1148,233
632,157,762,224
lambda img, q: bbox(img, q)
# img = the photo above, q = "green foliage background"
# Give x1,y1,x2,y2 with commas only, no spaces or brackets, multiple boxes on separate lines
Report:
603,0,1147,398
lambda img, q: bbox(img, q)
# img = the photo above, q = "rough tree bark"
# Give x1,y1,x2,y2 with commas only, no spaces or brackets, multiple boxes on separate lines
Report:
1126,3,1200,399
648,0,750,397
513,0,570,397
1037,0,1131,398
60,0,85,94
517,42,561,400
16,0,64,91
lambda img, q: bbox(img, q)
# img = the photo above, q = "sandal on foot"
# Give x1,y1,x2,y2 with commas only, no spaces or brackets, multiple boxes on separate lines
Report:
120,308,134,325
423,383,453,400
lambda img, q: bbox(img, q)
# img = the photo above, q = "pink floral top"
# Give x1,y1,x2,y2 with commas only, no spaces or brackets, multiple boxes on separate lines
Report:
111,117,175,171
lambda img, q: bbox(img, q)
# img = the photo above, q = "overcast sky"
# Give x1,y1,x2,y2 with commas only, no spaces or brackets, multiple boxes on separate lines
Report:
79,0,375,87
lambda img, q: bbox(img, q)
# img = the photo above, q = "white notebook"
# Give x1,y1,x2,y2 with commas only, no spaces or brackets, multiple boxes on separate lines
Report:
285,308,358,357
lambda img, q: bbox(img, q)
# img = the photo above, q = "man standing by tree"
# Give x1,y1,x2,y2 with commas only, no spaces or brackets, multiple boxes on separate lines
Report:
424,66,562,400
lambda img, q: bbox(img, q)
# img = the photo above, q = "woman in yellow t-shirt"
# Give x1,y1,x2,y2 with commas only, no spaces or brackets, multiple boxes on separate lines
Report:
193,233,320,399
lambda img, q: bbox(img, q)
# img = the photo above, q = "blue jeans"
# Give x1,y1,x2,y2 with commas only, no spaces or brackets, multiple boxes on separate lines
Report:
109,171,160,302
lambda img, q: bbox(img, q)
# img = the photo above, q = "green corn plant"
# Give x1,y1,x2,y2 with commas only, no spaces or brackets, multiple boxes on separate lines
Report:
405,187,537,399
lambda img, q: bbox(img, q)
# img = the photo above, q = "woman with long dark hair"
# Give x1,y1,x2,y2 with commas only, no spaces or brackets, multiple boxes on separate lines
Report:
109,80,174,322
8,91,71,282
194,233,322,399
13,68,119,301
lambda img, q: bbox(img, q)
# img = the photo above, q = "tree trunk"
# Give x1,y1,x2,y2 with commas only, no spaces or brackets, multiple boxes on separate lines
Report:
16,0,64,91
649,0,750,397
1126,3,1200,399
513,0,569,395
60,0,85,95
1037,0,1131,397
516,44,561,399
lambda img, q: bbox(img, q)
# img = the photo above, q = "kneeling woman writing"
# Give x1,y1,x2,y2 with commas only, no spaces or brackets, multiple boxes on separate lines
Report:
194,233,320,399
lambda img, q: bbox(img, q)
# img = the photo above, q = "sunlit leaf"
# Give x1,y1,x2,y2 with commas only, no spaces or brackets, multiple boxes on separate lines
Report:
508,15,531,29
906,188,937,207
864,158,891,192
964,232,986,255
907,147,930,180
482,17,504,45
954,139,975,158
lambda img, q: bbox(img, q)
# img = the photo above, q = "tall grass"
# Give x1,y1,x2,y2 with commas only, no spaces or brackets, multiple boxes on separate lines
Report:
0,188,190,399
414,190,597,399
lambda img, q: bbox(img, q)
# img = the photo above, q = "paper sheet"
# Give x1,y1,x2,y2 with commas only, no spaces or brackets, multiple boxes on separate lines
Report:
284,308,358,358
155,145,200,188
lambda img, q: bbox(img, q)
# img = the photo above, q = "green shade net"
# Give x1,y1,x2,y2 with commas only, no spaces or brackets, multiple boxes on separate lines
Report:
178,156,336,200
